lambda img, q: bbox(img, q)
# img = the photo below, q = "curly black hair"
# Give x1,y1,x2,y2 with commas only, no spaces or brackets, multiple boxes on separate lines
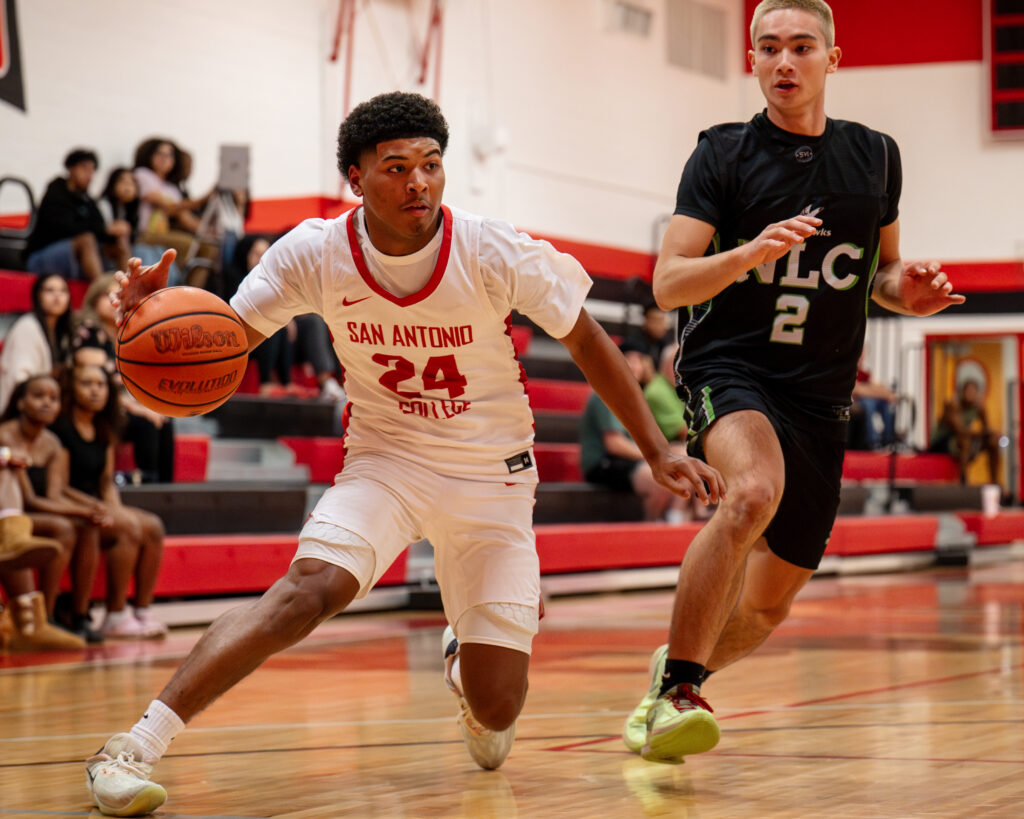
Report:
336,92,449,175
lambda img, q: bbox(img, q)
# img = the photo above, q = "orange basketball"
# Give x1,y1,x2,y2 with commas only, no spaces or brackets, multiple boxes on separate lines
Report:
115,287,249,417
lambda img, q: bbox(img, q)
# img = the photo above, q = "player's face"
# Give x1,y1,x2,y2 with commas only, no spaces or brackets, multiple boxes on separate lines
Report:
73,366,109,414
748,9,840,119
348,137,445,256
19,377,61,425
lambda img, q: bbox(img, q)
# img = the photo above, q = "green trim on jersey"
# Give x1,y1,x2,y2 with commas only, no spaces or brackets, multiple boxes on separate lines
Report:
864,241,882,316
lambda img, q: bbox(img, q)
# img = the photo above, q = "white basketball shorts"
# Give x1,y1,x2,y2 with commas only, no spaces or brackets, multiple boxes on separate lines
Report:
294,451,540,652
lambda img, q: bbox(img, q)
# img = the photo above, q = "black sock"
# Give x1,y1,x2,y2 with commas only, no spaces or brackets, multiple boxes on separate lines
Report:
659,659,707,696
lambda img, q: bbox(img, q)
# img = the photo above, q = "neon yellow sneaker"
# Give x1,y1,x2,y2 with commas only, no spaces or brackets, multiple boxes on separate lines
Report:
641,684,720,764
622,643,668,753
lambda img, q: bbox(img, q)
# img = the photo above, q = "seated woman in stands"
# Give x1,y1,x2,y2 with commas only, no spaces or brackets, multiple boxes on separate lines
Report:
0,374,107,642
52,362,167,639
98,167,183,286
0,273,73,414
133,137,218,288
74,275,175,483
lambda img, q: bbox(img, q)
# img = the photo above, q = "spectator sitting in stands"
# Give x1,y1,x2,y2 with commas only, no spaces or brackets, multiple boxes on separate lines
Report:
24,148,129,281
0,374,105,642
929,379,1001,486
580,339,689,521
52,363,167,639
74,275,175,483
0,444,86,651
230,234,345,401
98,167,183,286
644,344,712,522
0,273,73,413
850,350,897,450
624,296,674,366
645,344,686,443
133,138,218,288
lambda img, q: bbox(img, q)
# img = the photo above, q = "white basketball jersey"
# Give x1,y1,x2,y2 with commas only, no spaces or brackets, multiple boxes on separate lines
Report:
232,205,592,483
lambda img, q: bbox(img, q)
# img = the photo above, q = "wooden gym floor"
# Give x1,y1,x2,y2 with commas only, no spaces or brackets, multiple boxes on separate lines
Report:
2,558,1023,818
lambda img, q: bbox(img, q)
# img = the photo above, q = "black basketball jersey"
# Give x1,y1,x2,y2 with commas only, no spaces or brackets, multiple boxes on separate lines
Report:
673,111,901,406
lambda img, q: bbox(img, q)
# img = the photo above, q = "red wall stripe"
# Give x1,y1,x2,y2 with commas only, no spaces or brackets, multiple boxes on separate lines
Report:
743,0,983,68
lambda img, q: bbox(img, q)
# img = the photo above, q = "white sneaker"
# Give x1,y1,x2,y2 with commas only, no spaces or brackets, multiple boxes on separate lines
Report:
442,625,516,770
85,733,167,816
101,613,147,640
133,610,168,639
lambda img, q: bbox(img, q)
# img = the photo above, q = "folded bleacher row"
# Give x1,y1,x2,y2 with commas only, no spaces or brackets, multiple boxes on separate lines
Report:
3,265,1020,624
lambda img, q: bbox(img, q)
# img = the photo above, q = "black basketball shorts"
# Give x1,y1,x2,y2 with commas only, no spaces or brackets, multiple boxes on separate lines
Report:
681,373,849,570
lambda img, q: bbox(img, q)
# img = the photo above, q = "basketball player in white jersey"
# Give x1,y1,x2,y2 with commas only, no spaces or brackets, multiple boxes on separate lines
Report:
84,92,726,816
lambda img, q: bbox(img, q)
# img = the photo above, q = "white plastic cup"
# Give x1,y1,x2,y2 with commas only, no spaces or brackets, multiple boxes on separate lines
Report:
981,484,1001,518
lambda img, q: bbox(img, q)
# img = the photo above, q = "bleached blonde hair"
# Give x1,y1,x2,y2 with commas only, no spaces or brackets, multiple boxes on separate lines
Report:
750,0,835,50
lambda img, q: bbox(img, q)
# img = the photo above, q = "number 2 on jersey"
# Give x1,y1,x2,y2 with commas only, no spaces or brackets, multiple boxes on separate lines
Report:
373,353,467,399
770,294,809,345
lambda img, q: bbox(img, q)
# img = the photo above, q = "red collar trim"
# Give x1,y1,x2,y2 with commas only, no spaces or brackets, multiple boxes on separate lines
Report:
346,205,452,306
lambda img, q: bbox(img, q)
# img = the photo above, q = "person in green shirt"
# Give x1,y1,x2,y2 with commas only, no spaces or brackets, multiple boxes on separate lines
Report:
644,344,687,442
580,340,688,520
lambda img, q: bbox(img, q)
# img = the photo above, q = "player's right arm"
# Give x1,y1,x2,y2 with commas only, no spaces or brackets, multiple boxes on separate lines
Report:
652,213,821,310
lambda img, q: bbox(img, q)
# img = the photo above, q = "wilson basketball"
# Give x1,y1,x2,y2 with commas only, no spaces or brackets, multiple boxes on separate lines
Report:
115,286,249,417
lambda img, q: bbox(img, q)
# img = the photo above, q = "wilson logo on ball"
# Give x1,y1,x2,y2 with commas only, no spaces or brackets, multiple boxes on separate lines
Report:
150,325,244,355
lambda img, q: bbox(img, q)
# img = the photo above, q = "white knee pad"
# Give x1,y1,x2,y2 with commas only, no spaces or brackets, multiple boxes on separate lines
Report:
294,520,377,595
455,602,538,656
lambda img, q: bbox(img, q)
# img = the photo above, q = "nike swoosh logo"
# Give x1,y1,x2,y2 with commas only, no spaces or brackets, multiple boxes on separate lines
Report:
342,295,371,306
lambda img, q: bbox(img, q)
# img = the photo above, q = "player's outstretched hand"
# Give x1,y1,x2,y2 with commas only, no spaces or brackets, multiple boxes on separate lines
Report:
743,213,821,268
898,260,966,316
110,248,176,326
650,449,726,506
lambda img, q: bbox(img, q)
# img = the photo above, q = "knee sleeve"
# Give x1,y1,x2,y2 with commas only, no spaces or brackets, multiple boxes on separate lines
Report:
295,521,376,595
455,602,538,656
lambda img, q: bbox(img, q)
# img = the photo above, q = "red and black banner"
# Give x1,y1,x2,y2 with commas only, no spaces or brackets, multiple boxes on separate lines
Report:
0,0,26,112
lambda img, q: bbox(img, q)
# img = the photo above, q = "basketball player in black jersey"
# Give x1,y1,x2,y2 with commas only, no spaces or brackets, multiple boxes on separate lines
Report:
623,0,965,764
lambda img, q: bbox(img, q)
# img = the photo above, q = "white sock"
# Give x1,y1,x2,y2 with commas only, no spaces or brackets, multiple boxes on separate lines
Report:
133,606,151,619
450,655,464,695
129,699,185,764
0,509,19,520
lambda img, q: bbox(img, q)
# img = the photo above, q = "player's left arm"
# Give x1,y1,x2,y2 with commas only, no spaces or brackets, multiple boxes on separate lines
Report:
871,220,966,316
558,308,725,505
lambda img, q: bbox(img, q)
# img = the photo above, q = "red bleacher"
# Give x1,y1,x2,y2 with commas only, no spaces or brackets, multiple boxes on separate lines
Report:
526,379,591,413
68,509,1022,603
842,450,960,482
70,534,409,600
115,433,211,482
0,269,88,311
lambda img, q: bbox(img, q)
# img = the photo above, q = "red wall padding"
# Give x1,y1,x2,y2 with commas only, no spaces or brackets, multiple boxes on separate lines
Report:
743,0,983,68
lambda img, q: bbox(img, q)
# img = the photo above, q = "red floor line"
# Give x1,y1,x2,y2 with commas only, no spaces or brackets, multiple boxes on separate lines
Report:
544,736,620,752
